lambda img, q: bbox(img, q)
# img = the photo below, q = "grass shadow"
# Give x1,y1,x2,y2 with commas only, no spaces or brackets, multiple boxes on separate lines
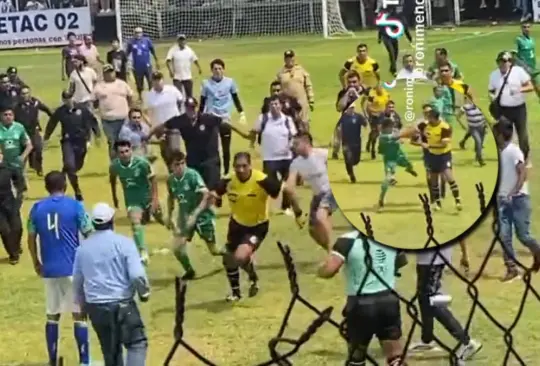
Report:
0,257,10,264
186,299,234,314
80,171,108,178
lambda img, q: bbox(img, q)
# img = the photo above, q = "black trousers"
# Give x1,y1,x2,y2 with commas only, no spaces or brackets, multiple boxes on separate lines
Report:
173,79,194,99
343,142,361,177
61,139,87,194
416,264,470,345
0,197,22,259
382,37,399,74
86,300,148,366
499,104,529,159
189,157,221,191
133,67,152,93
28,131,43,172
219,123,232,175
262,159,292,210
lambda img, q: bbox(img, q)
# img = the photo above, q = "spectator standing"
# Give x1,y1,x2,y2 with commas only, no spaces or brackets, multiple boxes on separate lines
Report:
69,55,98,109
62,32,81,82
73,202,150,366
126,27,160,101
78,35,104,77
166,34,202,99
488,51,534,164
107,39,128,82
27,171,94,366
94,64,134,160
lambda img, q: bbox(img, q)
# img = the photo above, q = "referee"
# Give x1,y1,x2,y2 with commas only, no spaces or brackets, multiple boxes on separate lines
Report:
318,231,408,366
73,202,150,366
377,7,412,76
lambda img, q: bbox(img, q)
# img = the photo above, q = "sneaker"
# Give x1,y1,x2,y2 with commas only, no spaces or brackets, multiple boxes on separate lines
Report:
432,202,441,212
181,269,196,281
349,174,357,183
455,201,462,212
8,256,19,265
248,282,259,297
459,140,466,150
501,268,520,283
283,208,295,217
457,339,483,360
226,293,241,302
409,341,441,353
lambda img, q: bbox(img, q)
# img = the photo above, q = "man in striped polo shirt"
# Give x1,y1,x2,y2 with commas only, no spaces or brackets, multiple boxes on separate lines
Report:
458,96,487,166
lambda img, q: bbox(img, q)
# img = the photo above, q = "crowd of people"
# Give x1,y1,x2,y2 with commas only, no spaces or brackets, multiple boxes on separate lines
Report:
0,16,539,366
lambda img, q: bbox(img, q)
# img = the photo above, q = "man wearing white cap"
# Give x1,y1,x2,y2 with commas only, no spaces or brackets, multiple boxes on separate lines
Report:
73,202,150,366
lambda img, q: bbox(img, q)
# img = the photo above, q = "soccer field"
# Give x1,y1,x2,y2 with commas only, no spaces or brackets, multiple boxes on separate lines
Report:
1,26,540,365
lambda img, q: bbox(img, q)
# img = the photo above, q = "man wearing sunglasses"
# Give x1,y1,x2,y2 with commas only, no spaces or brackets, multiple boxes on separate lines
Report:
488,51,534,164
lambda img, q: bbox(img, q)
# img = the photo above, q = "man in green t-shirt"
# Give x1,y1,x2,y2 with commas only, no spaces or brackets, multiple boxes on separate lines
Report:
515,22,540,99
427,48,463,108
109,139,162,264
0,106,32,181
317,230,408,366
377,118,417,210
166,151,223,280
431,86,456,127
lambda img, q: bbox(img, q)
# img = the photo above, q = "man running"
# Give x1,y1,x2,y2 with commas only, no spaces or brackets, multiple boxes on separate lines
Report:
515,22,540,99
166,151,223,280
363,84,391,160
126,27,160,100
109,140,162,264
339,43,381,89
200,58,246,177
106,39,129,82
166,34,202,99
285,132,336,251
0,106,33,180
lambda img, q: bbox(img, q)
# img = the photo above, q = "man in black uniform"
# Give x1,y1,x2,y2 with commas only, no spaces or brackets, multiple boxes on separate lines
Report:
332,70,366,159
6,67,28,89
106,39,128,82
13,86,53,176
0,73,19,110
337,102,367,183
0,148,24,265
377,7,412,76
43,90,101,201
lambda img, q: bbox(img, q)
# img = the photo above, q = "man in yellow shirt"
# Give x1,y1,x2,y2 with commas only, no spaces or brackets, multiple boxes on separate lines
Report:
362,85,390,159
422,106,462,212
339,44,380,88
276,50,315,124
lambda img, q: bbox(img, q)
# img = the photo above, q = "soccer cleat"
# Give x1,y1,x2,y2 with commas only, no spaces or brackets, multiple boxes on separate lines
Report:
459,140,466,150
457,339,483,360
408,341,441,353
226,293,242,302
8,256,19,265
349,174,356,183
222,172,231,180
377,200,384,212
248,282,259,297
431,202,442,212
283,208,295,217
182,269,196,281
406,168,418,177
455,201,463,211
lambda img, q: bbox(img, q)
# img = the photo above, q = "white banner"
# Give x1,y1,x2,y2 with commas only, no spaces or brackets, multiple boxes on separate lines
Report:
534,0,540,23
0,8,92,49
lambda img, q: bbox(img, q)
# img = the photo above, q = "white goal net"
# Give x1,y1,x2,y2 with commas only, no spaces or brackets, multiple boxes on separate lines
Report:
115,0,352,42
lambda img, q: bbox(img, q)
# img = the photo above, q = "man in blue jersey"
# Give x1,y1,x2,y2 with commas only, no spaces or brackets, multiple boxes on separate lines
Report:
317,231,408,366
126,27,160,101
27,171,94,366
199,58,246,177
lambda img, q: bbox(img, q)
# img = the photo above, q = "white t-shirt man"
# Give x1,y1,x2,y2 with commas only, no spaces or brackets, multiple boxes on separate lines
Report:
498,142,529,197
488,66,531,107
144,84,184,125
416,245,453,266
166,45,198,81
395,67,428,81
69,67,97,104
290,148,330,195
253,113,297,161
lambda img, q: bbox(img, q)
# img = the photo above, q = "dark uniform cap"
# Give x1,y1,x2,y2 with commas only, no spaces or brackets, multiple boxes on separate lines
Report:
185,97,198,108
61,90,73,99
284,49,295,58
6,67,17,74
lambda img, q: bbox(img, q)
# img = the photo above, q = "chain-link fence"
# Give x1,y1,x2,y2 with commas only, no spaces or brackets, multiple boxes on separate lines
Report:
163,182,539,366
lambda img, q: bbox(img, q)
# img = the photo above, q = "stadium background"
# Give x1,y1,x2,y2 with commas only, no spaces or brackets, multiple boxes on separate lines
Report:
1,1,540,365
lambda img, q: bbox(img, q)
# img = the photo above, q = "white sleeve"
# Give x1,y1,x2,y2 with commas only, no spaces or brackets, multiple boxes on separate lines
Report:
518,66,531,84
315,148,329,161
190,48,198,62
253,114,264,132
512,145,525,165
166,46,175,61
488,72,496,91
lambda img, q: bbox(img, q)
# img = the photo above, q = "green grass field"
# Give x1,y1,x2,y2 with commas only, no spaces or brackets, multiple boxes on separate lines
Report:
1,26,540,366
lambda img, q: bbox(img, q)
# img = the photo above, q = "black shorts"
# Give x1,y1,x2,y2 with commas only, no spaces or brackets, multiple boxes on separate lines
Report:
368,114,382,128
226,219,269,253
189,158,221,191
345,290,402,346
426,151,452,174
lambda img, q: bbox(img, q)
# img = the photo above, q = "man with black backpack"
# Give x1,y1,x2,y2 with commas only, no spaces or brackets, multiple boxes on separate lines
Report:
251,95,297,214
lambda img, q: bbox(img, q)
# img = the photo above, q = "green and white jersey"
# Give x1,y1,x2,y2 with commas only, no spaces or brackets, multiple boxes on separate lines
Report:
516,34,536,70
167,167,214,221
110,155,154,207
378,130,403,162
0,121,28,169
332,231,397,296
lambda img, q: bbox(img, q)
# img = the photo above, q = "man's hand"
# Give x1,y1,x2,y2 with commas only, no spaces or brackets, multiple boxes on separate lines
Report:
33,261,42,277
238,112,247,125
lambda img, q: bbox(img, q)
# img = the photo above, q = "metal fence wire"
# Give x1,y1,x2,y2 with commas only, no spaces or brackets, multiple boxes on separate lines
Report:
163,182,540,366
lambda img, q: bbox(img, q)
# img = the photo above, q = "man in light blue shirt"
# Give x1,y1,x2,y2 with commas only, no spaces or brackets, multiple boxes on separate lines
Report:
118,108,152,158
199,58,245,177
73,202,150,366
317,230,407,366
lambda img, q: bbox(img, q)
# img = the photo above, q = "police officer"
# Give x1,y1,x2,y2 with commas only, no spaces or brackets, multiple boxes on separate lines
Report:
43,90,101,201
73,202,149,366
6,67,28,89
13,86,53,176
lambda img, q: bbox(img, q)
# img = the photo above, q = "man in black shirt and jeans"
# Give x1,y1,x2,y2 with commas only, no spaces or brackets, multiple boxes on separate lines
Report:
44,90,101,201
106,39,128,82
0,73,19,110
0,148,24,264
13,86,53,176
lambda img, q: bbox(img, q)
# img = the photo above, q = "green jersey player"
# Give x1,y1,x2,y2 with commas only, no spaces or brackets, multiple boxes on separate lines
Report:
427,48,463,107
109,140,162,264
166,151,223,280
0,107,32,175
431,85,456,126
377,118,417,210
515,22,540,98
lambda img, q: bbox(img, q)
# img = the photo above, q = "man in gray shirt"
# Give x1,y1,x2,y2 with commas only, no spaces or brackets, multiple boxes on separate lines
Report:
73,202,150,366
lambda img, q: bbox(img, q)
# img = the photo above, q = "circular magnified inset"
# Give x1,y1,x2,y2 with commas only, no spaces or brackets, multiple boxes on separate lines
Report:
328,84,498,250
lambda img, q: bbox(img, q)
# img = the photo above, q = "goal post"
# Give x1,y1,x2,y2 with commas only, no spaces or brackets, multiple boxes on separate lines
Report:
114,0,353,45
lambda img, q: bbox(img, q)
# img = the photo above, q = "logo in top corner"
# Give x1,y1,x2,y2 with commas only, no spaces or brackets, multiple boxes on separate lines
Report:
375,12,405,40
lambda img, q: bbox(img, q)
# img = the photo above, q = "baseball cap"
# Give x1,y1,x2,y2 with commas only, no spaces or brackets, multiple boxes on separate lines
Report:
6,66,17,74
177,34,186,40
134,27,143,33
103,64,115,72
284,49,295,58
91,202,116,224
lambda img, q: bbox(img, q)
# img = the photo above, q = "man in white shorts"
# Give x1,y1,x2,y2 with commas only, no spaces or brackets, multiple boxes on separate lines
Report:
26,171,94,366
285,132,337,251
